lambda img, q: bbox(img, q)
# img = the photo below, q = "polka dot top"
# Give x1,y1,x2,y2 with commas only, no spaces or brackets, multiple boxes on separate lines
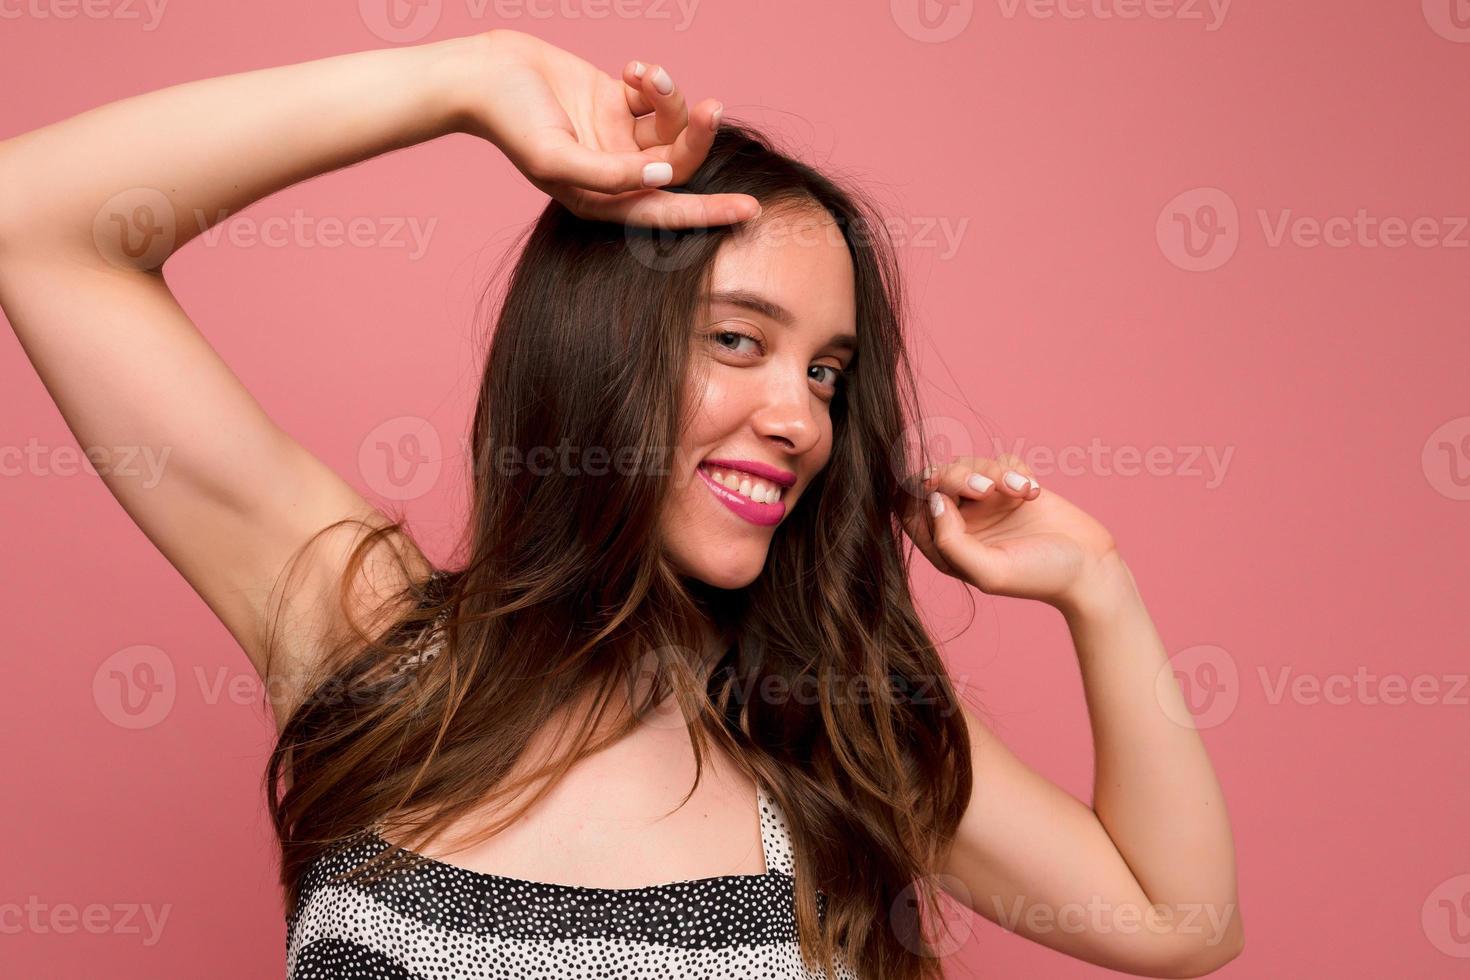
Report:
284,781,862,979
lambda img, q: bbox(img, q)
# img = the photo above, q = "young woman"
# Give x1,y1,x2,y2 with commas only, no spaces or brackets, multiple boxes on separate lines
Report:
0,29,1243,980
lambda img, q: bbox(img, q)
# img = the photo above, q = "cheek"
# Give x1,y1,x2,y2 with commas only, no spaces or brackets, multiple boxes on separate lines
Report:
679,370,742,445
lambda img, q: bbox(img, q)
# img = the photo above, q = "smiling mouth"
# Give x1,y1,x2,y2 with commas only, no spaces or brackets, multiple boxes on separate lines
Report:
697,464,787,504
696,464,788,527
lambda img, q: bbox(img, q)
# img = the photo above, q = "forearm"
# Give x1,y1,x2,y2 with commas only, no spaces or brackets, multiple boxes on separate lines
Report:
0,34,484,269
1061,557,1242,950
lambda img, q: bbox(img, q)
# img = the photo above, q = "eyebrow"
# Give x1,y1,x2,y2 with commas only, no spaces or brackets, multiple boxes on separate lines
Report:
705,289,858,353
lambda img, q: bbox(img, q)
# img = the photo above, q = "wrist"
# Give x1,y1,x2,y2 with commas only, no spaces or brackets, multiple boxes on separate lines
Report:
422,32,501,140
1055,550,1138,626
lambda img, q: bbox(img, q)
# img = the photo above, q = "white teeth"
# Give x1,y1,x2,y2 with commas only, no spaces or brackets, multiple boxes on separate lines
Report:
705,466,783,505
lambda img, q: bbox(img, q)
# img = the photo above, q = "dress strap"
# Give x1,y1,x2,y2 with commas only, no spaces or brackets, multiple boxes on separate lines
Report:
756,782,797,877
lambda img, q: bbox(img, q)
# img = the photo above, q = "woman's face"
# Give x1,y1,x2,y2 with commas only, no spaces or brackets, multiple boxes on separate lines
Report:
661,205,859,590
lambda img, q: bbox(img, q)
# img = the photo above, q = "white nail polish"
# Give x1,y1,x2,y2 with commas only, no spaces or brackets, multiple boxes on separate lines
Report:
929,492,944,517
1004,471,1028,492
710,105,723,130
633,62,646,78
652,66,674,95
642,162,673,187
967,473,994,493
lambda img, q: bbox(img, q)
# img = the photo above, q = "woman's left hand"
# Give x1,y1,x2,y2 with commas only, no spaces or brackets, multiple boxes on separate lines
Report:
900,454,1122,612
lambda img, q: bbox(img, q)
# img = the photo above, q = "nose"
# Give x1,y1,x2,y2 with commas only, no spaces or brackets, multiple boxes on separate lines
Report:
749,371,821,456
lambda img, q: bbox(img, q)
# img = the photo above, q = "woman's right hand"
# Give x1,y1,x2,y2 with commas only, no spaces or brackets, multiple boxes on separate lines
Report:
454,30,760,228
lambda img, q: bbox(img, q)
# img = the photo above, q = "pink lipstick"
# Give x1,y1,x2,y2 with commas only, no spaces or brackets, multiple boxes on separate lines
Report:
696,465,787,527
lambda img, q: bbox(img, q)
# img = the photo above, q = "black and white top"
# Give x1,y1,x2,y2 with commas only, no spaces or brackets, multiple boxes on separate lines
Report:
285,781,862,978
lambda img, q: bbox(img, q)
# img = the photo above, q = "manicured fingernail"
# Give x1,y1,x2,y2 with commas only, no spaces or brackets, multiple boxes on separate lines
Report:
652,66,674,95
967,473,994,493
922,465,937,481
1003,471,1029,491
928,492,944,517
642,162,673,187
710,104,723,130
633,62,646,78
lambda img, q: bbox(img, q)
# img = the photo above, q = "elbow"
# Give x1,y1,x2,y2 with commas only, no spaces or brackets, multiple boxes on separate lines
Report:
1153,921,1245,978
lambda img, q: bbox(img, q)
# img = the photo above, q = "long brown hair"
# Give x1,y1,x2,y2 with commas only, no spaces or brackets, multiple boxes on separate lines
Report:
265,121,974,979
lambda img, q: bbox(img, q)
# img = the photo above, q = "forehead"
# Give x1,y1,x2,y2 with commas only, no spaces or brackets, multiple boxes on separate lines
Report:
705,207,857,330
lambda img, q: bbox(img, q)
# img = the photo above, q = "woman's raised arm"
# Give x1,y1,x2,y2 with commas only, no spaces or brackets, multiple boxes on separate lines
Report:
0,39,494,729
0,31,754,729
905,455,1243,976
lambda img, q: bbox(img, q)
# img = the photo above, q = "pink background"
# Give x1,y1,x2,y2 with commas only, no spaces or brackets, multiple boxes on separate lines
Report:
3,1,1468,976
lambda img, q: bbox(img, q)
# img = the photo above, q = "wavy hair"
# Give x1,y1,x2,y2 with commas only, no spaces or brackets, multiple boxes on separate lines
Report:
265,121,974,980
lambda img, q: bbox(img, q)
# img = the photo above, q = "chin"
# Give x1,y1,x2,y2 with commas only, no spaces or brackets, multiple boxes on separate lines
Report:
671,538,769,590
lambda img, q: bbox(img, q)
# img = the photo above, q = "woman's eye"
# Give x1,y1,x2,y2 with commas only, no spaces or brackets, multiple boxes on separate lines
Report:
810,365,843,387
713,330,760,356
709,328,845,392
